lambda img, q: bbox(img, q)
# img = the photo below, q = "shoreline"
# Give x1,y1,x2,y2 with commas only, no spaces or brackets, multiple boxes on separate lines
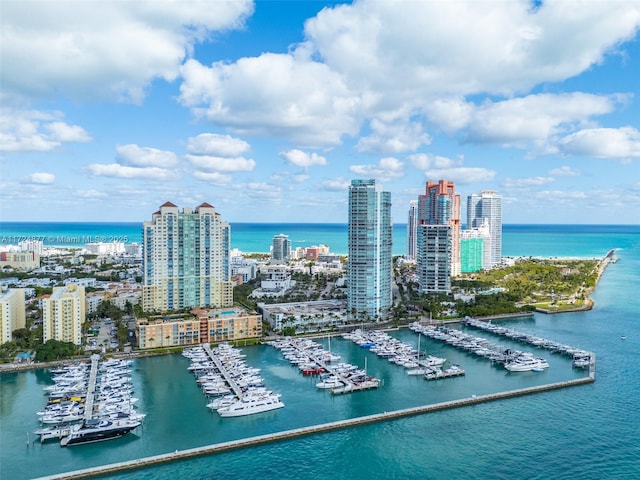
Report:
534,249,616,314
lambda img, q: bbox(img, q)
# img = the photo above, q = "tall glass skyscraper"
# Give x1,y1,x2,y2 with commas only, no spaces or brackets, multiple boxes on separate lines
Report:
271,234,291,262
142,202,233,312
467,190,502,267
417,180,460,293
407,200,418,261
347,179,392,320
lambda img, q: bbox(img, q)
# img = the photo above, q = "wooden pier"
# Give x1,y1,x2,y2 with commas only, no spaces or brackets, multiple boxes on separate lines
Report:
33,372,594,480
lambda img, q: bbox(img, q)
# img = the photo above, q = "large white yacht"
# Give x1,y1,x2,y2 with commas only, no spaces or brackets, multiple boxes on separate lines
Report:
217,392,284,417
504,356,549,372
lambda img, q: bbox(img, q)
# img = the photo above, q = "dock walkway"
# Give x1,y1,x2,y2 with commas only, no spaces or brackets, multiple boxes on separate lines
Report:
82,354,100,421
201,344,243,399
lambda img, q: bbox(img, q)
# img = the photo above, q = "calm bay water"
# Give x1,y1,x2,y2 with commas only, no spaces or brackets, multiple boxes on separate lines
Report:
1,225,639,479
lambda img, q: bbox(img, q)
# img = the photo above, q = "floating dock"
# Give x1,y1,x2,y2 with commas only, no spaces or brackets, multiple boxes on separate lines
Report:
424,368,465,381
33,371,594,480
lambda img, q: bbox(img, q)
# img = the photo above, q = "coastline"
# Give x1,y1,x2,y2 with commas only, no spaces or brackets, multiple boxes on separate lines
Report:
534,249,616,314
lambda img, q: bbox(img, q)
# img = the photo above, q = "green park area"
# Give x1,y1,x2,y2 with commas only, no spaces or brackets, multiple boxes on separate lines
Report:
456,257,602,314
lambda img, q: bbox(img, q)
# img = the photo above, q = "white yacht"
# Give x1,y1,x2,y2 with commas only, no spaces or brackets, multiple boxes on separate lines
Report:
217,393,284,417
504,357,549,372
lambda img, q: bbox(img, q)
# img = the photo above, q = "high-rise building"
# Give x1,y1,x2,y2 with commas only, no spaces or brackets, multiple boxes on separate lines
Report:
0,288,26,344
416,225,451,293
347,179,393,320
417,180,460,293
271,234,291,262
407,200,418,260
460,222,491,272
142,202,233,313
42,285,85,345
467,190,502,267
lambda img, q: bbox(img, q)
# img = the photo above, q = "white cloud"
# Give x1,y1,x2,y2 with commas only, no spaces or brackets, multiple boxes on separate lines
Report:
22,172,55,184
193,171,232,185
179,55,363,147
185,154,255,172
549,165,580,177
408,153,462,170
187,133,250,157
1,0,254,102
306,1,640,97
75,189,108,199
293,174,310,183
320,177,351,191
279,149,327,168
461,93,620,146
356,119,430,154
84,163,173,180
0,108,92,152
535,190,588,200
350,157,404,179
424,167,496,185
557,127,640,158
503,176,555,188
116,144,178,168
45,122,92,143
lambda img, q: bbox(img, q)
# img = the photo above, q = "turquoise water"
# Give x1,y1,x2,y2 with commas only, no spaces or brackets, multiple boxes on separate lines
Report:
1,222,637,256
1,226,639,479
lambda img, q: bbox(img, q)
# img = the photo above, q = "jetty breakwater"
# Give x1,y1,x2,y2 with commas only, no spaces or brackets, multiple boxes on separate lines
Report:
35,366,594,480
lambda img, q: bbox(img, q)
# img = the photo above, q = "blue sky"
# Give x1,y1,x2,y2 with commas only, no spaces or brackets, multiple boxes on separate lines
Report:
1,0,640,225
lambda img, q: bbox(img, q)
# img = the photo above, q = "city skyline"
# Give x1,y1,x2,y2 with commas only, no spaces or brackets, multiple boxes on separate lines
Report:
2,1,640,225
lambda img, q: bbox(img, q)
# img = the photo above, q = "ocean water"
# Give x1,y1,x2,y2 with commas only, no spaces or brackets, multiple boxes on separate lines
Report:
1,222,637,257
0,225,639,479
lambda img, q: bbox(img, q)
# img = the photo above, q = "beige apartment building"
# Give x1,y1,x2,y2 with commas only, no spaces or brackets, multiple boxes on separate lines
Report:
0,288,26,344
136,306,261,349
42,285,85,345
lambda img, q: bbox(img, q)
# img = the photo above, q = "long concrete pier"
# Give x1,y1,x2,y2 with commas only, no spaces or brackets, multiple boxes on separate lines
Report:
82,355,100,421
201,343,243,399
34,372,594,480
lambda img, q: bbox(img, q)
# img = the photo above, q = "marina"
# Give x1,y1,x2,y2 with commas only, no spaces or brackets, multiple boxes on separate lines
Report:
34,356,143,445
31,373,594,480
184,343,284,417
267,337,381,394
462,316,595,368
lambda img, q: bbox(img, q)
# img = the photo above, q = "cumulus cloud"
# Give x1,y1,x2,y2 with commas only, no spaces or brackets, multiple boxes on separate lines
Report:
356,119,431,154
179,54,363,147
186,154,255,172
0,108,92,152
22,172,55,184
84,163,173,180
549,166,580,176
1,0,254,102
279,149,327,168
176,1,639,150
503,176,555,188
557,127,640,158
424,167,496,185
350,157,404,179
187,133,250,157
320,177,351,191
408,153,462,171
116,144,178,168
193,171,233,185
460,93,621,147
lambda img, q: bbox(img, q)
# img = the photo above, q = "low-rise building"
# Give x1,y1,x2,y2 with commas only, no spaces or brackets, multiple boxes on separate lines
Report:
249,265,294,298
259,300,347,333
136,306,261,349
